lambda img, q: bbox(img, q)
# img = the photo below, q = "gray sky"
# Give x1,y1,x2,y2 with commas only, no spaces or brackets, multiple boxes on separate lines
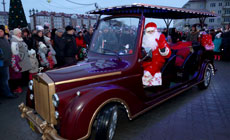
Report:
1,0,189,27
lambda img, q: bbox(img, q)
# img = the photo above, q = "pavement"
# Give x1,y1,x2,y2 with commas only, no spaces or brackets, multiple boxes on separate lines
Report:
0,60,230,140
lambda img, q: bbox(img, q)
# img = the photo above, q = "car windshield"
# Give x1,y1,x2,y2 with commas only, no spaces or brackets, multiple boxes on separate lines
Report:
89,17,140,56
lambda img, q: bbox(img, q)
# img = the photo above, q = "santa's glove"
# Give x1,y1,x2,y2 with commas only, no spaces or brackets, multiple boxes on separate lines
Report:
155,38,167,49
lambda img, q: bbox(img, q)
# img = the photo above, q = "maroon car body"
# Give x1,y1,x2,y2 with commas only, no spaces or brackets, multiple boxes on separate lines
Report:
19,3,216,140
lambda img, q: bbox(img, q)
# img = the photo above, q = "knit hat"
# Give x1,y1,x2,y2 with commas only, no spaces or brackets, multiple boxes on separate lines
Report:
145,22,157,32
0,25,5,33
13,28,22,35
43,29,50,36
56,28,64,33
65,25,74,32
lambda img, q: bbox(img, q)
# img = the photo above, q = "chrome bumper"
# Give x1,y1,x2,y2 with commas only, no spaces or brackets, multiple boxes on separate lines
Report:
18,103,66,140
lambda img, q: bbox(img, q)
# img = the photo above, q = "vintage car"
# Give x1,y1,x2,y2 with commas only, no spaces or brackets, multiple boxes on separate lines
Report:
19,3,217,140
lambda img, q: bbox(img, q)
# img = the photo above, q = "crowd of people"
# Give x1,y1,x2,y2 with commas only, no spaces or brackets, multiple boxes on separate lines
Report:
1,22,230,99
0,24,93,99
162,24,230,61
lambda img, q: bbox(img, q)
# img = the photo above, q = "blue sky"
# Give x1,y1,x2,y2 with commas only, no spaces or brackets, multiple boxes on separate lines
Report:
1,0,189,27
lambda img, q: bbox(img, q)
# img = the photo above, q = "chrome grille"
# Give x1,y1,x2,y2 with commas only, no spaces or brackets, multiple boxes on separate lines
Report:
33,74,57,124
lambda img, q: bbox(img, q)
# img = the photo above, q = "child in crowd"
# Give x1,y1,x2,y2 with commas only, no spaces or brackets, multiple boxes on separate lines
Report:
213,32,222,61
28,49,39,80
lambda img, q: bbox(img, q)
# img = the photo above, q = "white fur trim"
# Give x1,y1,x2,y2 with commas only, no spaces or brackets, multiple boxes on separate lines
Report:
142,71,162,86
12,35,23,41
159,47,170,56
146,27,157,32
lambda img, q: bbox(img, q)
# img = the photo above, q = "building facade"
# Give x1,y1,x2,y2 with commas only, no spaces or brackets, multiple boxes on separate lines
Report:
173,0,230,30
0,11,8,25
29,10,97,30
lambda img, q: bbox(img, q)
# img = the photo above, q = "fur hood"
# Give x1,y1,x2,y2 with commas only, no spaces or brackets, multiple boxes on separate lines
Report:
11,35,23,42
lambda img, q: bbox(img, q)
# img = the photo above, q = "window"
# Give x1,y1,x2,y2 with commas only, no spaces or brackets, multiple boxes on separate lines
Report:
219,3,222,6
225,9,230,14
200,4,204,8
218,10,222,14
226,2,230,6
210,3,216,7
224,17,230,22
90,17,139,55
209,18,215,23
217,18,221,22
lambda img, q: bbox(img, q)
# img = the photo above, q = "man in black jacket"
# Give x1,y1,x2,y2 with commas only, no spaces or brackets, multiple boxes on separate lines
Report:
62,26,79,65
53,28,65,67
0,25,18,98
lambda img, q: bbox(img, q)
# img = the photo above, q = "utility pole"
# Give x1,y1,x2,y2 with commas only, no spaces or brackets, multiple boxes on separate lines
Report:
2,0,7,25
2,0,5,12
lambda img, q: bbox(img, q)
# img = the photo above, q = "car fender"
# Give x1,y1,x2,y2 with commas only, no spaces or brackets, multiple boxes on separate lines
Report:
60,84,144,140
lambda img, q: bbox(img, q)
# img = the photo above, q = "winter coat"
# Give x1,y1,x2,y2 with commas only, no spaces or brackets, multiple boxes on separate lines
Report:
37,42,49,67
23,37,33,50
76,36,87,48
29,54,39,73
11,35,32,72
62,33,79,57
53,35,65,57
213,33,222,53
32,35,46,53
186,31,199,42
0,37,12,67
84,32,93,46
9,55,22,79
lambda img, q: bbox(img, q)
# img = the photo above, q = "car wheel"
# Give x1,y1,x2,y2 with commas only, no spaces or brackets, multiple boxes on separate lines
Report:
90,105,118,140
198,63,212,89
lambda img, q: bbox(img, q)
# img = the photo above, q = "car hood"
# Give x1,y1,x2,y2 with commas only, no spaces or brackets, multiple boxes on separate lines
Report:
45,58,129,84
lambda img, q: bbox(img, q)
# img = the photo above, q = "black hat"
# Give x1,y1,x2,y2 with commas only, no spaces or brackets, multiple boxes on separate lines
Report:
0,25,5,33
65,25,74,32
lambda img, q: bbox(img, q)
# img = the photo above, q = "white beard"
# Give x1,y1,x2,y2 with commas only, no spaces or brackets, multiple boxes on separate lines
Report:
142,32,160,51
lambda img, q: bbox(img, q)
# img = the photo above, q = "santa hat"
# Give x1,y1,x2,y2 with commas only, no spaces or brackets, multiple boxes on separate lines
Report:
145,22,157,32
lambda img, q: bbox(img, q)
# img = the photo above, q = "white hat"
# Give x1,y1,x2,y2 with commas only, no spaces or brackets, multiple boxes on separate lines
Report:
13,28,22,35
39,42,47,49
36,25,44,31
28,49,36,56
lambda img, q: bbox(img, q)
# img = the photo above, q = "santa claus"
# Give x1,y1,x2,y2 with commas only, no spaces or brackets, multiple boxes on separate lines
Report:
142,22,171,86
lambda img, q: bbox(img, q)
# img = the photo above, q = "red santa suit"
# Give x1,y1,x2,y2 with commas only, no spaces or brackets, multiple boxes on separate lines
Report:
142,22,171,86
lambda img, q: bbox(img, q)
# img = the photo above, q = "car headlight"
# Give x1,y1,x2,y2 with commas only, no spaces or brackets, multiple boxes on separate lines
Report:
30,94,34,100
28,80,33,91
52,94,59,107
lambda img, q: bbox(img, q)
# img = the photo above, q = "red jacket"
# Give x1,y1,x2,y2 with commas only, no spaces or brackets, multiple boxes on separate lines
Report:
76,36,86,48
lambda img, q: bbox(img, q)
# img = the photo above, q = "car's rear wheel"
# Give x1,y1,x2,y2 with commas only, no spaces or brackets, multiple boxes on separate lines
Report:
198,63,212,89
90,105,118,140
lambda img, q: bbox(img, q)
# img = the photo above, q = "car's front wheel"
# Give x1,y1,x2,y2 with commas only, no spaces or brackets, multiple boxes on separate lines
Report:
198,63,213,89
90,105,118,140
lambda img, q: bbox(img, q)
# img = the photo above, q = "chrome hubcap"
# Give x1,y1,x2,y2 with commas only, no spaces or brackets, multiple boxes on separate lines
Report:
204,66,211,87
108,109,118,140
